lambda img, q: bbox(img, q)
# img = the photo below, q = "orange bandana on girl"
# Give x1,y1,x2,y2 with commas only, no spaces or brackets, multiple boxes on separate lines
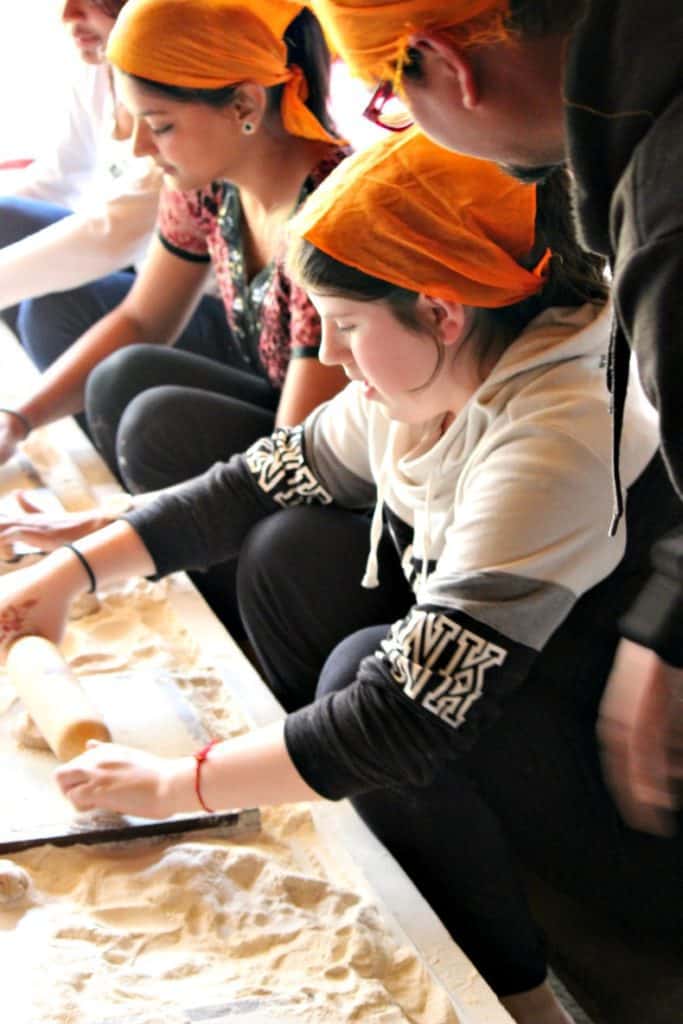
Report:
107,0,343,144
291,128,550,308
312,0,510,87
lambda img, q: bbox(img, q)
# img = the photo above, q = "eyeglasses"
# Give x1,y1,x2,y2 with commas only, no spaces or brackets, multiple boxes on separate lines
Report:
89,0,127,15
362,80,414,133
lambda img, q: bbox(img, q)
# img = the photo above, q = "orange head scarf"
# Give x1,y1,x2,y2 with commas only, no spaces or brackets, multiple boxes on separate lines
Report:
106,0,342,144
311,0,511,87
290,128,550,308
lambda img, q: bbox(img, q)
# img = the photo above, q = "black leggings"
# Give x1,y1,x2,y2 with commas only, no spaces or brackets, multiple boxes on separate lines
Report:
85,343,279,485
232,502,683,996
87,345,279,636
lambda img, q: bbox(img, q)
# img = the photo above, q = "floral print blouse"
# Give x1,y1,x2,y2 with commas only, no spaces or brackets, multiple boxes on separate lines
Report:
157,149,348,388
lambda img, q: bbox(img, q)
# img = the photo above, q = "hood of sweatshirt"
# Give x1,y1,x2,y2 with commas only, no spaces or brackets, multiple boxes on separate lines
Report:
565,0,683,256
361,302,657,590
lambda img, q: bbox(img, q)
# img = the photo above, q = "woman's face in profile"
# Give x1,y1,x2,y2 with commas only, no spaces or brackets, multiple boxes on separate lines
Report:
114,71,246,190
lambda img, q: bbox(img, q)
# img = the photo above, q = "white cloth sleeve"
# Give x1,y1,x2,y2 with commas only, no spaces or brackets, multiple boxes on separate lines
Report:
0,169,162,308
8,63,102,209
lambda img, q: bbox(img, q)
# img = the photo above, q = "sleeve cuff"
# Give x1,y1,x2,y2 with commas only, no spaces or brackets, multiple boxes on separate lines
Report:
619,570,683,667
283,700,356,802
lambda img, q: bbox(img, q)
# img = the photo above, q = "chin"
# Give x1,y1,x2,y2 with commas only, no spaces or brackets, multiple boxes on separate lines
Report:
500,161,562,184
167,170,209,191
78,46,105,65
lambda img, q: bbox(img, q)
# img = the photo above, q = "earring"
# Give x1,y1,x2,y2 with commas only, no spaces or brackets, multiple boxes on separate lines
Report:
242,121,255,135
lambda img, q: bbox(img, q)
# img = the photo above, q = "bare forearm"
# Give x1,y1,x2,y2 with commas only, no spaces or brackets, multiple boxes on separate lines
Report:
186,721,321,812
55,720,323,818
18,310,145,428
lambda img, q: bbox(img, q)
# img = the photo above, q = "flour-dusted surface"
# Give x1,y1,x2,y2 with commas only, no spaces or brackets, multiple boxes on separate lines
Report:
2,807,459,1024
0,575,460,1024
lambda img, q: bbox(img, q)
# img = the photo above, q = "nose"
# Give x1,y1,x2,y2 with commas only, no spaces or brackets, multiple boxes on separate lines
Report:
131,119,158,159
61,0,85,22
318,324,344,367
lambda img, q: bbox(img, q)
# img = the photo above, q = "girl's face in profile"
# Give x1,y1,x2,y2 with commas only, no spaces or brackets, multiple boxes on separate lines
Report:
309,291,477,425
114,72,243,191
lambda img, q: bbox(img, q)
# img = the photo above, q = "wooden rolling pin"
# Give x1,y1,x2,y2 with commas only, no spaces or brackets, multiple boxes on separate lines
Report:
7,636,111,761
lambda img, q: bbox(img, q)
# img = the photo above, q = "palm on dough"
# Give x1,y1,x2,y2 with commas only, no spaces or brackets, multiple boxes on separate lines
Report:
0,491,112,558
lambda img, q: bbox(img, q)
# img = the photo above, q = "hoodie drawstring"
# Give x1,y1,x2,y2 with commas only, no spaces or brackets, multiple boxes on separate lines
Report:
607,312,630,536
420,471,434,589
361,479,385,589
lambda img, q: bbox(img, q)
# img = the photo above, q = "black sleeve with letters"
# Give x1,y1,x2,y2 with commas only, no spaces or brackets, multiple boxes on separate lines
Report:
123,454,276,578
123,426,335,578
284,604,536,799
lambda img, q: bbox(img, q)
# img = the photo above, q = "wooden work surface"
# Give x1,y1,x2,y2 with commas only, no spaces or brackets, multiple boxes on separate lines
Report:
0,322,513,1024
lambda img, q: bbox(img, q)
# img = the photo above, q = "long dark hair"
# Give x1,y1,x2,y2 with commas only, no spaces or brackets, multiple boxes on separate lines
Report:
126,8,335,135
289,166,608,368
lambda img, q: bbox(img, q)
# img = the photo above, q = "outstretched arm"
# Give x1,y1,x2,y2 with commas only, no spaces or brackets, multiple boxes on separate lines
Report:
0,520,154,659
55,721,320,818
2,239,208,462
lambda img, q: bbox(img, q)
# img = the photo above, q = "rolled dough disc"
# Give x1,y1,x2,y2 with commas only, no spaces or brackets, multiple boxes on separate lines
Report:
0,860,31,906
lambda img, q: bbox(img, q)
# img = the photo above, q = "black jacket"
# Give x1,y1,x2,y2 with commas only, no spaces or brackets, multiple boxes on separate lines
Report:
566,0,683,664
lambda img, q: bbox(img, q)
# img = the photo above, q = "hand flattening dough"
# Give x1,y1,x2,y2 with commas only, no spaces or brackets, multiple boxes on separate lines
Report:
0,860,31,906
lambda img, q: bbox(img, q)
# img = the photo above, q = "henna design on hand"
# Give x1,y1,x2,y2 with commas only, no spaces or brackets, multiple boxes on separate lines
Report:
0,599,38,650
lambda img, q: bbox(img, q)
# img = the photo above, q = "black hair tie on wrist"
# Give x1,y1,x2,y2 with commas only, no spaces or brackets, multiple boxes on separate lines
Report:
0,408,31,437
62,543,97,594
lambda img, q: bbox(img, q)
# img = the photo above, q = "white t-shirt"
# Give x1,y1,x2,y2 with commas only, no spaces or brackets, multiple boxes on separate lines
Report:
0,60,162,308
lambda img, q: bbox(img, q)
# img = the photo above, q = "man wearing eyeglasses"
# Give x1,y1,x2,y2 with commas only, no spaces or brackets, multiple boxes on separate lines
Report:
314,0,683,830
0,0,163,460
313,0,683,979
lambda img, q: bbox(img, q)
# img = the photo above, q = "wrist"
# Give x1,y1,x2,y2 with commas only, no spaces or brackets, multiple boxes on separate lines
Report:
163,756,198,816
0,407,31,439
41,546,95,601
193,739,222,813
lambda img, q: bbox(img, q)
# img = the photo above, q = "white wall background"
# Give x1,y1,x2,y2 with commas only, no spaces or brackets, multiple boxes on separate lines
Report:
0,1,382,162
0,1,73,160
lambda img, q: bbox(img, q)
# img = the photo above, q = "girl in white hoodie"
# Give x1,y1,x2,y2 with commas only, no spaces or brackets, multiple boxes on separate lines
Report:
2,132,678,1024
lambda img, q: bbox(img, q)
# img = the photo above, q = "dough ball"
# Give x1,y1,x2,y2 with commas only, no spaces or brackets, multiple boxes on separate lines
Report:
13,711,51,752
0,860,31,907
68,591,101,620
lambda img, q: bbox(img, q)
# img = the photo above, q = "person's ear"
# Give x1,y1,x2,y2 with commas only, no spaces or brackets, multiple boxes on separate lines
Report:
226,82,267,133
408,31,480,110
419,296,467,346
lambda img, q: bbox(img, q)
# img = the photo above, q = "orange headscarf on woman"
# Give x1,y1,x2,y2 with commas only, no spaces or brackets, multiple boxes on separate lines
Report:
311,0,510,87
291,128,550,308
106,0,342,144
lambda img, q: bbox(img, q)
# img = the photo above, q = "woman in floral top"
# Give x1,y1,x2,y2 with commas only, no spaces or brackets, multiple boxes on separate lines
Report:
11,0,348,506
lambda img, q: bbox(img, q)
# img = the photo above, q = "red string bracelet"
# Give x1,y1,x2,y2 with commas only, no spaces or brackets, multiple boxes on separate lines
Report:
194,739,220,813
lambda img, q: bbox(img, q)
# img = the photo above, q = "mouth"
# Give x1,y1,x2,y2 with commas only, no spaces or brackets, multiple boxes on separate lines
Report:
73,32,103,48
